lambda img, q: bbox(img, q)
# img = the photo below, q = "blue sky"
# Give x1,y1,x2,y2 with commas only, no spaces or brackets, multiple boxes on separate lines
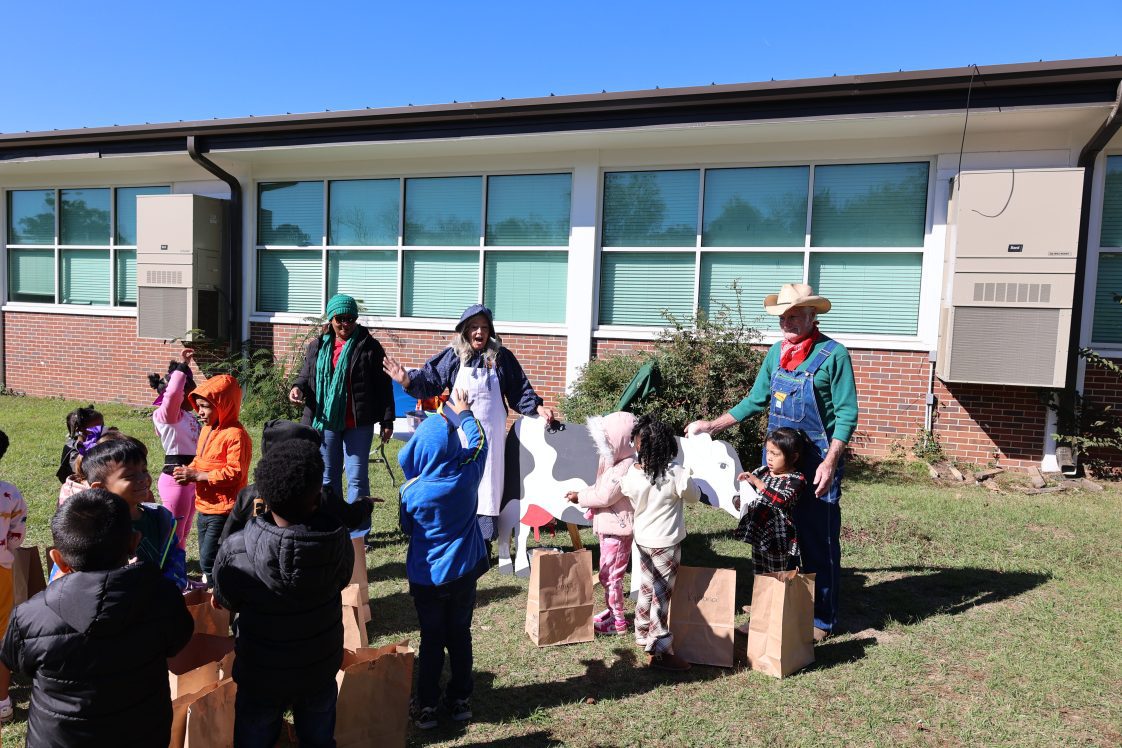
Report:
3,0,1121,133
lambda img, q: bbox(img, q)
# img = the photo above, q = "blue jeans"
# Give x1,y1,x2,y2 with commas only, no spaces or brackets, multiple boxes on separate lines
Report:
197,512,228,583
410,574,477,708
793,495,842,631
321,424,375,536
234,681,337,747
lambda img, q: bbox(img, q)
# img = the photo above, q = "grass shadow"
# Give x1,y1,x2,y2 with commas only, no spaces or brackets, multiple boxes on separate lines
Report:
367,584,523,640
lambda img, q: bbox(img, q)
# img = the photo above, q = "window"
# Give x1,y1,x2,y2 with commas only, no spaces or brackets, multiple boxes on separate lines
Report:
5,185,169,307
256,174,571,322
598,163,929,335
1093,157,1122,345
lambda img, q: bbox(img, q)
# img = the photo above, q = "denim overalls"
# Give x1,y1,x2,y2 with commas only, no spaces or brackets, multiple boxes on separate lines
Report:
766,340,843,631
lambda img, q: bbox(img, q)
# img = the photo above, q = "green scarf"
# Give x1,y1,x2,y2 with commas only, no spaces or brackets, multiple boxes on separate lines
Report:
313,332,355,432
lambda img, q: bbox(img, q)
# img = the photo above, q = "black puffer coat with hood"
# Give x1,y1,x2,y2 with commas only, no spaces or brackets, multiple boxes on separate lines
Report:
0,562,193,748
211,509,353,702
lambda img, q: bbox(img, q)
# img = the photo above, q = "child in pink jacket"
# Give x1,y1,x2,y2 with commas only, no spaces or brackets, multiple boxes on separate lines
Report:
566,411,636,635
150,349,201,551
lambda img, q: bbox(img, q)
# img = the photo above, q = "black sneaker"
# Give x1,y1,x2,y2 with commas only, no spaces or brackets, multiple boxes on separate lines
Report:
410,700,438,730
443,695,472,722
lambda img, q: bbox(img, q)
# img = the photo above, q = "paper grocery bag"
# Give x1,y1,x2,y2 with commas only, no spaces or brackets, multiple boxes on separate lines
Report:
169,677,237,748
167,634,236,700
525,548,594,647
349,537,371,623
12,546,46,605
182,589,231,637
335,641,415,748
342,583,369,650
668,566,736,667
746,570,816,678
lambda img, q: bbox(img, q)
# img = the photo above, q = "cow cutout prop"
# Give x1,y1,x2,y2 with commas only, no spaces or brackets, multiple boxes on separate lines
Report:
498,417,753,584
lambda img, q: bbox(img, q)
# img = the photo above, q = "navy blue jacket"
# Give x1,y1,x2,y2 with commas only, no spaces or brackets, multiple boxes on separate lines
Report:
405,346,543,416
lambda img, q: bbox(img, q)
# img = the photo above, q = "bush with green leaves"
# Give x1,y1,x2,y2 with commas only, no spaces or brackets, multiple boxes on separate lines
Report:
1044,348,1122,476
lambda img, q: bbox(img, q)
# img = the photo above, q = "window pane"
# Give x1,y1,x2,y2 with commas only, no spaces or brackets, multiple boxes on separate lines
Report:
1101,156,1122,247
599,252,695,325
258,182,323,246
328,179,399,246
7,190,55,245
486,174,572,246
8,249,54,302
1091,252,1122,344
61,249,110,305
703,167,809,247
115,186,171,245
116,249,137,306
602,171,699,247
60,189,111,245
404,177,481,246
811,163,929,247
327,250,397,316
809,252,922,335
402,250,478,317
700,252,804,329
484,251,567,323
257,250,322,313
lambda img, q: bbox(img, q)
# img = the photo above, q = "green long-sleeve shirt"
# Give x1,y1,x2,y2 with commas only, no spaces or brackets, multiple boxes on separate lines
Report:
728,337,859,444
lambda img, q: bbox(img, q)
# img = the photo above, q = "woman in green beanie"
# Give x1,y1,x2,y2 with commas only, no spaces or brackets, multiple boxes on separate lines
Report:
290,294,395,538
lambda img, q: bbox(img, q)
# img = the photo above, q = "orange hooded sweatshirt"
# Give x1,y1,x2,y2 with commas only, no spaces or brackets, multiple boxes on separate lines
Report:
188,374,252,515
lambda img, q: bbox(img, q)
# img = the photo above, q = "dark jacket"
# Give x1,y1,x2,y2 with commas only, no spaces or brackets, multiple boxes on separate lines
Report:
211,509,354,702
292,325,396,430
405,346,543,416
0,562,193,748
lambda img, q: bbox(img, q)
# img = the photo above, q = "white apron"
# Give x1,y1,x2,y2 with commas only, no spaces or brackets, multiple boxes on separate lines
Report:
453,362,506,516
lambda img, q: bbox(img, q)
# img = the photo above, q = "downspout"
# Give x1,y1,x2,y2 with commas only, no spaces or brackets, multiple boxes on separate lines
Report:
1057,80,1122,472
186,135,242,354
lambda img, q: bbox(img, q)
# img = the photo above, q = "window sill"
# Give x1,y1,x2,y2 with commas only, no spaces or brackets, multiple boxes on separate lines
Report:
248,313,567,337
2,303,138,317
593,325,934,352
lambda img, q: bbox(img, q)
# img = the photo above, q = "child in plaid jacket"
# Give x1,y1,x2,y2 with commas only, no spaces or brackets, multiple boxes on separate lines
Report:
735,427,805,574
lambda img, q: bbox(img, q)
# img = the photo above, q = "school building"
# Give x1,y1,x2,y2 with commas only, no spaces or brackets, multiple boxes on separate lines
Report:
1,57,1121,472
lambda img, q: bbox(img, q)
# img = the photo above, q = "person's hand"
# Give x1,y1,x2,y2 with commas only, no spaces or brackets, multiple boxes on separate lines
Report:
565,491,579,504
173,466,202,485
813,460,837,498
685,419,712,437
380,425,393,443
736,471,750,482
382,356,410,388
289,386,305,404
448,387,472,414
537,405,557,423
180,348,195,365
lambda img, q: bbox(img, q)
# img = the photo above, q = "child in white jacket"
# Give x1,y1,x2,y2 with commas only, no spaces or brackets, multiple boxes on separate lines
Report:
0,429,28,722
620,415,699,672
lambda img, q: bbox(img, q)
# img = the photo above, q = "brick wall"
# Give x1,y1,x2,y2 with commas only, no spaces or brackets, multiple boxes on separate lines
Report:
1082,356,1122,474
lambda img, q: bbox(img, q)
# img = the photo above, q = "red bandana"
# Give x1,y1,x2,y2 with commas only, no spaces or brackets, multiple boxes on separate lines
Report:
779,326,821,371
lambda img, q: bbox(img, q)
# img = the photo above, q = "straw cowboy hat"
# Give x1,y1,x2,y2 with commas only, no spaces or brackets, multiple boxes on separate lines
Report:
764,283,832,315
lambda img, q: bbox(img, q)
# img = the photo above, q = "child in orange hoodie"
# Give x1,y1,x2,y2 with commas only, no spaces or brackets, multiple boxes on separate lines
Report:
173,374,252,586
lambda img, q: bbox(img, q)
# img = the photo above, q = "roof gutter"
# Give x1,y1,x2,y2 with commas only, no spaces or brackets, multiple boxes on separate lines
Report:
186,136,242,354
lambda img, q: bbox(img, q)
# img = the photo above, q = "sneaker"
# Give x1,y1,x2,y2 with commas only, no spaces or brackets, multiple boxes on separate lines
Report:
410,701,438,730
594,617,629,635
813,626,832,643
444,695,472,722
0,699,12,724
649,651,692,672
593,608,612,624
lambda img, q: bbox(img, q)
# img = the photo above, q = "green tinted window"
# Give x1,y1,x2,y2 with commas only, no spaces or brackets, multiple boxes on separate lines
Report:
486,174,571,246
258,182,324,246
402,250,479,317
599,252,695,325
8,249,54,302
61,249,110,305
328,179,399,246
484,251,567,323
703,167,809,247
811,163,929,247
404,177,481,246
602,171,699,247
115,186,171,245
7,190,55,245
700,252,804,328
115,249,137,306
257,250,322,313
1091,252,1122,344
1101,156,1122,247
60,189,111,245
809,252,922,335
328,250,397,316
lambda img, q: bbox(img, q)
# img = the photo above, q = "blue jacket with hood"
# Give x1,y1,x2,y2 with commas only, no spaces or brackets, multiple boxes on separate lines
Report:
398,408,488,586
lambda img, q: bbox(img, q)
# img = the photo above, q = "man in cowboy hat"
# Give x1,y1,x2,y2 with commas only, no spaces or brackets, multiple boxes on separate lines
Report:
686,283,858,641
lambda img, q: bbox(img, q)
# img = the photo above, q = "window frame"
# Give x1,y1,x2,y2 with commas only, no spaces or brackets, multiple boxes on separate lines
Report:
1087,152,1122,353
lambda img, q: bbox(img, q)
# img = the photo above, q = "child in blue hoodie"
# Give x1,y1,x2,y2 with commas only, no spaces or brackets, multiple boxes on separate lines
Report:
399,387,488,731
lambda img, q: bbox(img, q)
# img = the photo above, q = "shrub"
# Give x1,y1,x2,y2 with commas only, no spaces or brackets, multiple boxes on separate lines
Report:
1044,348,1122,475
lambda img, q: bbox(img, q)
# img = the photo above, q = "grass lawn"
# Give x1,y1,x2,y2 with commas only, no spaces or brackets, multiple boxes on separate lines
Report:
1,394,1120,747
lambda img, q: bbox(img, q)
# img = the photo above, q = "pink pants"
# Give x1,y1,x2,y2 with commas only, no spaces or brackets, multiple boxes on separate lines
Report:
158,472,196,551
598,533,633,621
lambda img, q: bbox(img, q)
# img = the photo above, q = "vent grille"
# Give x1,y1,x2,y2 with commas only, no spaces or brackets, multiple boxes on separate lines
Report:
972,281,1051,304
948,307,1059,386
137,287,190,340
144,269,184,287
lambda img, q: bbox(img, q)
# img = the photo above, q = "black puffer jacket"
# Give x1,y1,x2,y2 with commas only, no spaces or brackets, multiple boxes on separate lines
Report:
0,562,193,748
292,325,396,430
211,509,353,702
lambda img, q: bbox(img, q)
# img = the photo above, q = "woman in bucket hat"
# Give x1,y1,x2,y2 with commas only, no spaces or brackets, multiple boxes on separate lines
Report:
382,304,557,546
686,283,858,641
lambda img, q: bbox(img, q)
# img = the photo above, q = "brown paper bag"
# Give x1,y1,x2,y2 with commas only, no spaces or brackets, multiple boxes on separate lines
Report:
349,537,371,623
335,641,415,748
342,583,369,650
182,589,231,637
169,677,237,748
746,570,816,678
668,566,736,667
167,634,236,700
525,548,594,647
12,546,46,605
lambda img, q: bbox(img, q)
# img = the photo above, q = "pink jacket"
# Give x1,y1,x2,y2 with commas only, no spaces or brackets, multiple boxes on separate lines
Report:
153,369,201,458
576,412,636,537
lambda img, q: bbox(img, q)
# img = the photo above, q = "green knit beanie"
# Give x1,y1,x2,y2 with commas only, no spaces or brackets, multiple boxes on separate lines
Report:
325,294,359,319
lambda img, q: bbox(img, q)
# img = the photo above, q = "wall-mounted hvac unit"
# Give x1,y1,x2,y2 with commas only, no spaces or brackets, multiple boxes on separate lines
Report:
136,194,228,341
937,168,1083,388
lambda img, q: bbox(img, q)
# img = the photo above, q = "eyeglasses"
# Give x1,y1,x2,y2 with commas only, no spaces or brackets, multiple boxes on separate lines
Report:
333,315,357,324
